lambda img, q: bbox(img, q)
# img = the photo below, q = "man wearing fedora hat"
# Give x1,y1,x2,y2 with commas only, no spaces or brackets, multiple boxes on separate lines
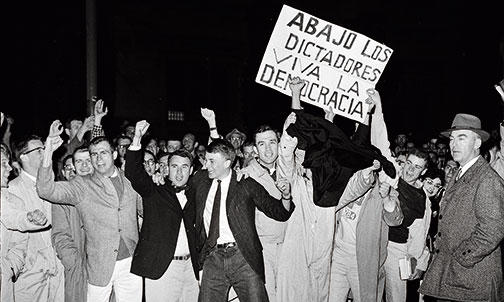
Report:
420,113,504,301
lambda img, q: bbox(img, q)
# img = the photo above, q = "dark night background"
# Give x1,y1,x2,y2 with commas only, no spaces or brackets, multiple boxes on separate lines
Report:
3,0,504,145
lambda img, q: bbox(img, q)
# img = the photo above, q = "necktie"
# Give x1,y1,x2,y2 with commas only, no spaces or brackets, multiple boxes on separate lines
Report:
455,168,462,182
207,180,222,248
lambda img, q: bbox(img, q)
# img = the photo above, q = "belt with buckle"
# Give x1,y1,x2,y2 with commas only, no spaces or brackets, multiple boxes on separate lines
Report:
173,254,191,261
216,242,236,249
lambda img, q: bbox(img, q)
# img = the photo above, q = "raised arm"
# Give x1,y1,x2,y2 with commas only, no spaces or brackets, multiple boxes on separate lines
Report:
278,113,298,182
277,79,305,181
289,77,305,110
367,89,400,187
334,160,381,211
37,120,82,205
75,115,95,143
91,99,107,139
125,120,156,198
201,108,221,143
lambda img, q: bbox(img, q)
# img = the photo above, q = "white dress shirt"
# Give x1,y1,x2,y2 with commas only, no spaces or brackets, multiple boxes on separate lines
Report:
458,155,480,180
173,191,190,256
203,171,235,244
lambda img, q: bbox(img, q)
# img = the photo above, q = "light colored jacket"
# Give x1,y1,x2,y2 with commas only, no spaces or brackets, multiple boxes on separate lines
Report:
1,189,29,302
7,172,64,302
37,166,142,286
336,169,403,302
240,158,286,244
275,131,336,302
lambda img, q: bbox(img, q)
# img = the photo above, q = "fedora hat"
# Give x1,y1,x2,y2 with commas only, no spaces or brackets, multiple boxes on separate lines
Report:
440,113,489,142
225,128,247,142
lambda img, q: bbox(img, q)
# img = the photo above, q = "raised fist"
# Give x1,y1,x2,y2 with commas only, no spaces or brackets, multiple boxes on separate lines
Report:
135,120,150,138
288,77,306,95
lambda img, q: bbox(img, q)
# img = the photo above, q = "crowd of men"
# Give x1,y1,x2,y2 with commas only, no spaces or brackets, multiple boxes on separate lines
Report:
0,79,503,302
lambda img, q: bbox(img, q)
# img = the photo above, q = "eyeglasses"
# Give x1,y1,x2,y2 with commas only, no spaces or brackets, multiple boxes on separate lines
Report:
23,146,45,155
117,144,130,150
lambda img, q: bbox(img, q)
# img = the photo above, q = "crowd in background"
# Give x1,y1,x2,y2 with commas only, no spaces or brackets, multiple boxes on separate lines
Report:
0,79,503,302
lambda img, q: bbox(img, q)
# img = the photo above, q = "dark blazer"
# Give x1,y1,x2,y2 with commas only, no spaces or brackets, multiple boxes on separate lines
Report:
187,169,294,281
125,149,199,280
420,157,504,301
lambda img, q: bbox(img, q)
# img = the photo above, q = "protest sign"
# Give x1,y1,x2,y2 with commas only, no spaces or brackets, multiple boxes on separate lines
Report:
256,5,393,123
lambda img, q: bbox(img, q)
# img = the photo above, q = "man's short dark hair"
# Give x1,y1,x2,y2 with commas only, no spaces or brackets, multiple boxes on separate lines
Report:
183,133,196,141
114,135,132,146
207,139,235,163
72,146,90,161
243,140,255,148
143,149,157,162
89,136,114,151
407,148,430,166
14,135,42,162
169,149,193,165
421,168,446,186
254,125,279,144
62,154,73,166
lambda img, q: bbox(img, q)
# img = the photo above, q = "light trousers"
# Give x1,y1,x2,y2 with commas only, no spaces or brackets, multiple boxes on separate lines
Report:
262,242,282,302
87,257,142,302
384,241,408,302
329,248,360,302
145,258,199,302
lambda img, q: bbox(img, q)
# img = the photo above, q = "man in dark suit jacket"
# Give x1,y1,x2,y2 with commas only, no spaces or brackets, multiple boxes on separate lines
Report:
187,138,294,302
125,120,199,302
420,114,504,301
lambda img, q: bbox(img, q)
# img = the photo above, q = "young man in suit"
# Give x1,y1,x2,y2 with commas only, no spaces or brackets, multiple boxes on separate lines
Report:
125,120,199,302
188,138,294,302
420,113,504,301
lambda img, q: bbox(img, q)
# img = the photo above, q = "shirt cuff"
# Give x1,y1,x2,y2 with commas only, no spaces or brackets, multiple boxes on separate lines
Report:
129,145,141,151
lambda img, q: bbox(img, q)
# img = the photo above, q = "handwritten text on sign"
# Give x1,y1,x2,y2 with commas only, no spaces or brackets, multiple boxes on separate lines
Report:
256,5,393,123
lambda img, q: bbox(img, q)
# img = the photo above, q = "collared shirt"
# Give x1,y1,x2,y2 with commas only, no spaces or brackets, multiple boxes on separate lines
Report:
21,170,37,183
203,170,235,244
458,155,480,179
173,191,190,256
258,162,276,180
